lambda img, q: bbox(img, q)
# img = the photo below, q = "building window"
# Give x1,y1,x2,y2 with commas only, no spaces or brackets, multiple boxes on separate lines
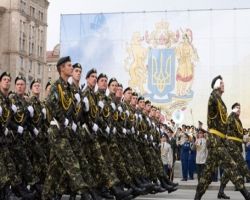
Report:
39,46,43,57
37,63,41,75
30,6,35,18
20,20,25,33
29,25,34,38
19,38,25,51
20,57,23,69
39,11,43,22
48,65,52,71
28,60,32,72
20,0,26,12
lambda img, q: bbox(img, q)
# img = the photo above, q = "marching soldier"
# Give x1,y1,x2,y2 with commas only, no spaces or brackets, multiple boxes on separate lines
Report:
42,56,90,200
218,102,250,199
81,69,133,200
194,75,250,200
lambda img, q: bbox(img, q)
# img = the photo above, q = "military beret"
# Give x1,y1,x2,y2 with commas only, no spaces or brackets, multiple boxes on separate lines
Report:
167,127,174,133
145,100,151,105
211,75,222,89
97,73,108,82
57,56,71,67
162,132,168,139
108,77,117,86
117,83,123,88
0,71,11,81
232,102,240,110
8,90,15,96
24,92,29,97
30,78,40,89
132,92,138,96
137,96,145,102
198,121,203,125
86,68,97,79
72,63,82,70
15,75,26,84
45,81,52,90
123,87,132,94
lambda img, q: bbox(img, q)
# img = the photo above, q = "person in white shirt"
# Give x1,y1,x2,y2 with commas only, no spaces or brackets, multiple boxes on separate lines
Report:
192,128,208,181
161,133,173,177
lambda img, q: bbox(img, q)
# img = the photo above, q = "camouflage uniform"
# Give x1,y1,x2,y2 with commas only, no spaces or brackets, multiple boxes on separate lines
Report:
27,95,48,183
220,111,250,185
42,77,88,199
9,93,40,186
81,86,119,189
195,89,245,197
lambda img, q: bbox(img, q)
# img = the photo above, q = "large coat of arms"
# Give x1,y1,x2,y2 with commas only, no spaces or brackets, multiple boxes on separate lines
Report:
124,20,199,121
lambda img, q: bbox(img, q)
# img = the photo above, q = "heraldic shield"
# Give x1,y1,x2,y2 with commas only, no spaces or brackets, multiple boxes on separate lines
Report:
148,49,175,97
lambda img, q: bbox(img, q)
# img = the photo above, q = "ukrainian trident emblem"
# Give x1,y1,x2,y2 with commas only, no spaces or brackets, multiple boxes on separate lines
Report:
148,49,175,97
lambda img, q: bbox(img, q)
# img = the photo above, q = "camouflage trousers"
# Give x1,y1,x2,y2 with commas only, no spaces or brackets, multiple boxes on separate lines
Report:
56,135,95,194
0,153,9,189
9,132,40,186
221,144,250,186
42,126,88,199
0,143,21,187
196,147,245,195
107,136,132,185
83,134,118,189
137,142,158,180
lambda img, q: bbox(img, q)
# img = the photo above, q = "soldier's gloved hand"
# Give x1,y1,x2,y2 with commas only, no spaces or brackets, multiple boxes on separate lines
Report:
144,134,147,140
83,97,89,112
112,127,116,134
0,106,2,117
146,117,151,126
131,126,135,134
98,101,104,111
117,106,123,115
42,108,46,119
137,131,140,136
64,118,69,127
27,106,34,117
122,128,126,135
110,103,116,110
11,104,17,114
232,108,239,113
152,122,155,129
134,113,138,120
71,122,77,132
105,126,110,134
17,126,24,135
125,110,130,117
4,128,8,136
150,134,153,141
33,128,39,137
74,93,81,107
156,127,159,132
92,123,98,132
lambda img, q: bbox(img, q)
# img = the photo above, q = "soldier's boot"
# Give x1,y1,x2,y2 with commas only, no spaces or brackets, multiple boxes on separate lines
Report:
122,195,133,200
128,182,146,198
0,189,5,200
217,185,230,199
240,187,250,200
3,184,22,200
133,177,154,193
14,184,37,200
165,178,179,187
151,179,166,193
69,193,76,200
80,189,93,200
159,179,178,194
110,185,133,200
89,189,105,200
194,192,203,200
31,183,43,195
98,187,114,199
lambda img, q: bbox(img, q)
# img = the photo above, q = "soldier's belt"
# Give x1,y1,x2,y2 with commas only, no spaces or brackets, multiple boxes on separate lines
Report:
227,136,243,143
209,129,226,138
